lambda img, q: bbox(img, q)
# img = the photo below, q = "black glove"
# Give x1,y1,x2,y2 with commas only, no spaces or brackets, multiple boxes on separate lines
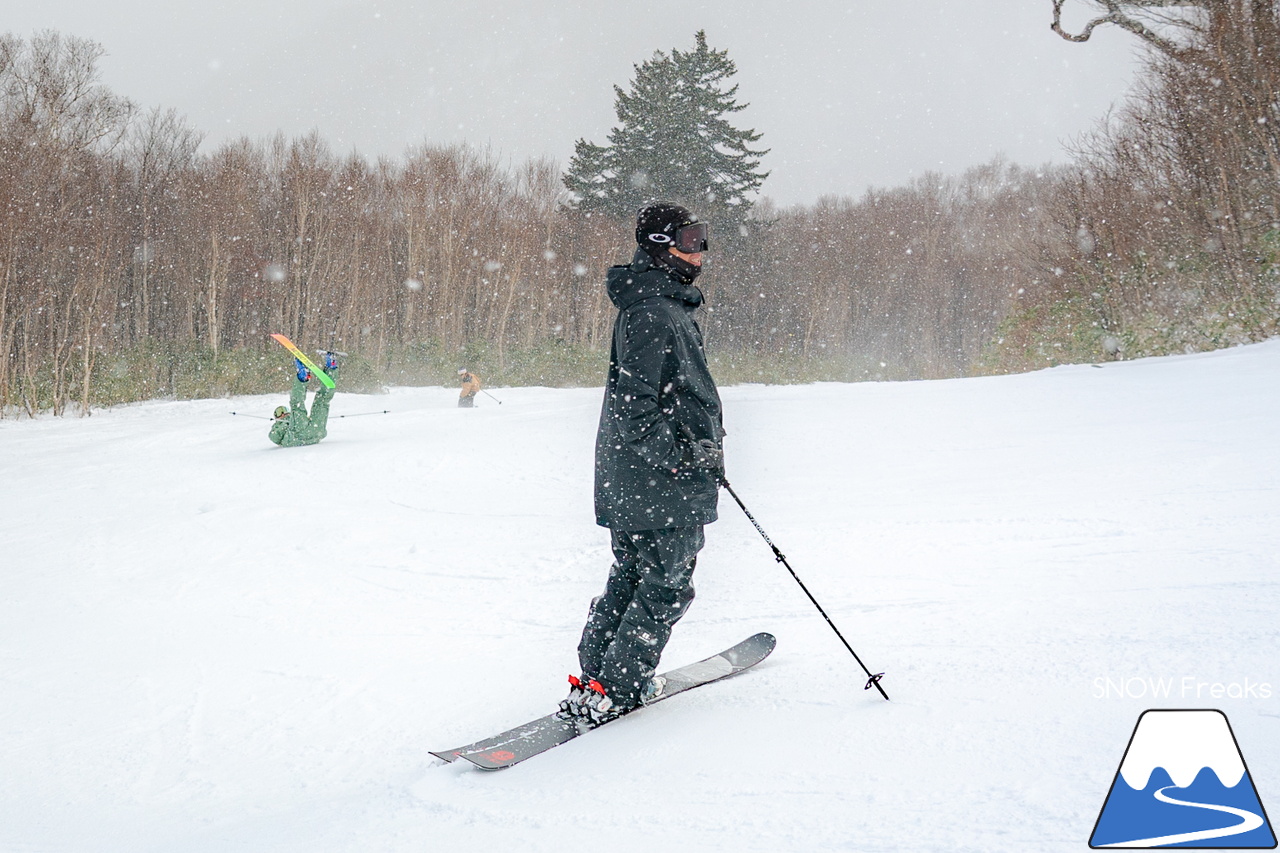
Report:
686,437,724,473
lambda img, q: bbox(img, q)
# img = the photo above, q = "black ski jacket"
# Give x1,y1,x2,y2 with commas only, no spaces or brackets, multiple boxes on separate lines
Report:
594,249,724,531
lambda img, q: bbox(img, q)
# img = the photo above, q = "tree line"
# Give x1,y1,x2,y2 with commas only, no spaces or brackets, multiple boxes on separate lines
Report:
1030,0,1280,363
1,32,629,414
3,7,1278,416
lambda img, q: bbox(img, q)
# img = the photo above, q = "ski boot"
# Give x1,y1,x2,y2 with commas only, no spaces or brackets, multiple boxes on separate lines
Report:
295,358,312,383
319,350,339,378
640,675,666,705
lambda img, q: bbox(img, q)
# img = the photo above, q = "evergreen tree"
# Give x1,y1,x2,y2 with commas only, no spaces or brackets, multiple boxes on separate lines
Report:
563,31,768,234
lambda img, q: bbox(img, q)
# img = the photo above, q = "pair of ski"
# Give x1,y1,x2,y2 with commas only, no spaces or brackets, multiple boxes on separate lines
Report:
432,632,775,770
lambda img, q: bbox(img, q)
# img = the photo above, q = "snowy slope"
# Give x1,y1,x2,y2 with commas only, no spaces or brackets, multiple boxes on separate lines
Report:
2,342,1278,853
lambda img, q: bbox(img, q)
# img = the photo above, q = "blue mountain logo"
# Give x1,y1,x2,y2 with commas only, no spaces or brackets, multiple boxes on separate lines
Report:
1091,709,1276,848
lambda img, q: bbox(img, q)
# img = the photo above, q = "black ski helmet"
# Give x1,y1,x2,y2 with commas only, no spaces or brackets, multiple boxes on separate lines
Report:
635,202,707,283
636,202,698,253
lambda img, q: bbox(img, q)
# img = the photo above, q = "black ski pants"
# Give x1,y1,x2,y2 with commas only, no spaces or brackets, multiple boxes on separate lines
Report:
577,526,703,707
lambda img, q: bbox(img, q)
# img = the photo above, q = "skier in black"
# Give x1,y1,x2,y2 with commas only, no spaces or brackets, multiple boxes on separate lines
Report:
560,202,725,724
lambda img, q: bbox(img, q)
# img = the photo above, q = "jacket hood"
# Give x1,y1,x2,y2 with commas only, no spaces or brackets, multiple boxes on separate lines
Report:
606,249,705,311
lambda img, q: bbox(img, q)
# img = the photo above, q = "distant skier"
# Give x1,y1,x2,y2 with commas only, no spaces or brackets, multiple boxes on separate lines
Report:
269,352,339,447
560,202,725,725
457,368,481,408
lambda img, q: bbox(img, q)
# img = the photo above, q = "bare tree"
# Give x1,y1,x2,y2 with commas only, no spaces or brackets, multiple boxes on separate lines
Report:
0,30,133,153
1050,1,1220,57
0,31,134,414
122,107,202,342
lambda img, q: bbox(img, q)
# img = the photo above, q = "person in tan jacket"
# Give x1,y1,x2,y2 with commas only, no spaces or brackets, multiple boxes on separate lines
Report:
458,368,481,408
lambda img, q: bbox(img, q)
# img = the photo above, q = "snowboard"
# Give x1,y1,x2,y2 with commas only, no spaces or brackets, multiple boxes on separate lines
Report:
270,333,335,389
432,632,775,770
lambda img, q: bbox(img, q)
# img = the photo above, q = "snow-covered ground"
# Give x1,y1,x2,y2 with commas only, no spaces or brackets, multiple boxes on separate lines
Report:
2,341,1278,853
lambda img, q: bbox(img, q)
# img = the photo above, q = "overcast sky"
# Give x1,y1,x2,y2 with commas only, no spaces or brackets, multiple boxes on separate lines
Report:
7,0,1143,207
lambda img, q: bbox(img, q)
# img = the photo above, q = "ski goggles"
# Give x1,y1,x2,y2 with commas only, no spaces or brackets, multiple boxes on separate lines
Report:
673,222,708,253
647,222,709,253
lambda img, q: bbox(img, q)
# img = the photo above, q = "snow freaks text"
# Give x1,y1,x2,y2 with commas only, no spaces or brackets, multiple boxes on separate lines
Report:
1093,677,1274,701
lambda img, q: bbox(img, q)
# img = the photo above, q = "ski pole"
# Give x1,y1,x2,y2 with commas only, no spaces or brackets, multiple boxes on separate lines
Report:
230,411,271,420
482,390,503,405
332,410,391,418
719,475,889,701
